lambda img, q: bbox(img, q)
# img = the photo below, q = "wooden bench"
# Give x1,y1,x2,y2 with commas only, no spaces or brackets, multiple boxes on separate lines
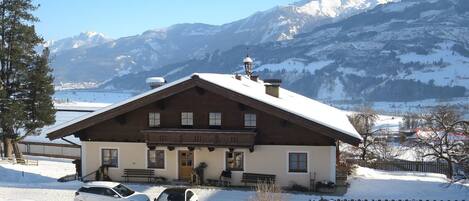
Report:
241,173,276,185
122,169,156,183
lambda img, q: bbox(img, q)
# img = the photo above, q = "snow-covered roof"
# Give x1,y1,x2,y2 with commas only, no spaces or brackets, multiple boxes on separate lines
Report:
44,76,190,137
243,56,253,63
55,101,111,112
197,74,361,141
23,111,89,145
45,73,361,143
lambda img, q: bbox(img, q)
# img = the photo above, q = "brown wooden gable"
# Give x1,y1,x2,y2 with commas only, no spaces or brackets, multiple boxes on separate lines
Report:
47,74,360,145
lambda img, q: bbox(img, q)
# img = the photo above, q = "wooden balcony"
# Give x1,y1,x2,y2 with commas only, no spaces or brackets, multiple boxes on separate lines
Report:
141,128,256,147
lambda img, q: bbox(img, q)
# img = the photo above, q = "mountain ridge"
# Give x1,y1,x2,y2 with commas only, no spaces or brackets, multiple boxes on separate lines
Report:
49,0,395,83
100,0,469,103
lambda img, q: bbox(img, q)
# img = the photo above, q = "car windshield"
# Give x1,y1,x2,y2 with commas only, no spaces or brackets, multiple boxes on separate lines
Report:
156,188,186,201
112,184,134,197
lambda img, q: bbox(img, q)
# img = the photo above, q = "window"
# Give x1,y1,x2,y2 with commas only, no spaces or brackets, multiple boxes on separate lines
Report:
148,150,165,169
112,184,134,197
149,112,160,127
209,112,221,127
226,151,244,171
181,112,193,126
244,113,256,128
79,187,117,197
288,152,307,173
101,149,118,168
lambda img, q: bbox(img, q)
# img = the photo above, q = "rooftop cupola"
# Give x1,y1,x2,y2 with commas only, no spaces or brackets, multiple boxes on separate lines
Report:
243,54,253,77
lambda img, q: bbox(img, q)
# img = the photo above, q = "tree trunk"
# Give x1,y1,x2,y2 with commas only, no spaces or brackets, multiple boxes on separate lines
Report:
2,137,13,158
0,138,3,157
13,141,23,160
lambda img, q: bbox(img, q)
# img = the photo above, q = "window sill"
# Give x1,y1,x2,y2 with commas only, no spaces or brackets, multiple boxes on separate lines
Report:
287,171,308,174
148,167,166,170
227,169,244,172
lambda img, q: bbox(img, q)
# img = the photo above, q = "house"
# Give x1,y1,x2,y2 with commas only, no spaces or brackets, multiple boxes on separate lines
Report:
44,73,361,188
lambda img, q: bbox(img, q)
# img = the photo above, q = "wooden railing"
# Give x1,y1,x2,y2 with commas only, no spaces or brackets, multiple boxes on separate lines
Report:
143,129,256,147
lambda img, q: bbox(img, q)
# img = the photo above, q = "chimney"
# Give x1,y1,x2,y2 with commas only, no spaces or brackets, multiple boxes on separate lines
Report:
264,79,281,98
250,75,259,82
146,77,166,89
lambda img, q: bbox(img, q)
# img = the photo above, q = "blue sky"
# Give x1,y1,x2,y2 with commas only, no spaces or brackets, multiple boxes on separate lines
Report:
34,0,297,41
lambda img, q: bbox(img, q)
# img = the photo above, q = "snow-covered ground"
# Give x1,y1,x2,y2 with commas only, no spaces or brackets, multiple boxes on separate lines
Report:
0,157,467,201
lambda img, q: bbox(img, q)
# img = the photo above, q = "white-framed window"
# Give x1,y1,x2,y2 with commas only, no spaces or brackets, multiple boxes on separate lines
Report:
209,112,222,127
181,112,193,126
148,150,165,169
148,112,160,127
101,149,118,168
288,152,307,173
226,151,244,171
244,113,256,128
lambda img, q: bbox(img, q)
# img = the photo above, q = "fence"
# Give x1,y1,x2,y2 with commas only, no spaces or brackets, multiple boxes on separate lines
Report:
346,159,450,176
18,142,80,159
309,199,465,201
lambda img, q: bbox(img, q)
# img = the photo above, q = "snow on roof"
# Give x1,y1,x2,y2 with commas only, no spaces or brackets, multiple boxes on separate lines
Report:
23,111,89,145
44,76,191,137
45,73,361,142
197,73,361,141
54,101,111,112
82,181,120,188
146,77,165,84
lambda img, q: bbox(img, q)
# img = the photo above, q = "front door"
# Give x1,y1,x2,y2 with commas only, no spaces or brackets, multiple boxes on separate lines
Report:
178,150,194,181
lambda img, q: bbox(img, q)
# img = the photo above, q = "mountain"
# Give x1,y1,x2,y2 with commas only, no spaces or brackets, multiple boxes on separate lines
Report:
49,0,395,83
102,0,469,103
44,31,111,53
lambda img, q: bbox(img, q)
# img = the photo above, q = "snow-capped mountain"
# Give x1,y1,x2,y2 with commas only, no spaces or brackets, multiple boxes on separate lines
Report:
102,0,469,103
44,31,111,53
50,0,394,83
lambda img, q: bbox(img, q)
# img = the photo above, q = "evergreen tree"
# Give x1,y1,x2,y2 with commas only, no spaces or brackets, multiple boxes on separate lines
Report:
0,0,55,158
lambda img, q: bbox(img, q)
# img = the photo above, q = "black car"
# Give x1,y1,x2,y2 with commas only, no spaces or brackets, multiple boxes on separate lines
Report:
154,187,199,201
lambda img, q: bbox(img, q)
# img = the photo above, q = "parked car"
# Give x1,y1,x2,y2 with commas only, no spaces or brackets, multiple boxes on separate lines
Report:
154,187,199,201
74,181,150,201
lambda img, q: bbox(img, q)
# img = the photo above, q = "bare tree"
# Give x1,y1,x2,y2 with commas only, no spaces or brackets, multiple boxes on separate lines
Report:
416,105,468,178
402,112,422,130
372,138,407,161
348,107,379,161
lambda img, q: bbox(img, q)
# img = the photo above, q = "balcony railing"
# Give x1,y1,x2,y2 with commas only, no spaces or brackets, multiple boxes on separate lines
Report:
142,128,256,147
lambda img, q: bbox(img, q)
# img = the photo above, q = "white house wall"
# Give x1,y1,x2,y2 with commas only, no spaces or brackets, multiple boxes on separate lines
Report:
81,141,336,187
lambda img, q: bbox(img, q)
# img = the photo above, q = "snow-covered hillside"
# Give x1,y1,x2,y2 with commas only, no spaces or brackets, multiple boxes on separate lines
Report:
43,31,111,53
109,0,468,104
49,0,394,83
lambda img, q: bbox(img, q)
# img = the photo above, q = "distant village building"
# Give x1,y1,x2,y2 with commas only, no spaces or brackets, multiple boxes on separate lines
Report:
44,71,362,187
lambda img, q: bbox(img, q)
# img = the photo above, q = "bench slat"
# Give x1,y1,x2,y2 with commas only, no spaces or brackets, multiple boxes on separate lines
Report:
122,168,156,182
241,173,276,184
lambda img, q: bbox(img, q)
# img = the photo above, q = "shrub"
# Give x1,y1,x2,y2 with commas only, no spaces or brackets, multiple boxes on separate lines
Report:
250,181,285,201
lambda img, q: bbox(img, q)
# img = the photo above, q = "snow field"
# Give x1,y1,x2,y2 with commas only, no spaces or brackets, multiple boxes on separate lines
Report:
0,157,468,201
